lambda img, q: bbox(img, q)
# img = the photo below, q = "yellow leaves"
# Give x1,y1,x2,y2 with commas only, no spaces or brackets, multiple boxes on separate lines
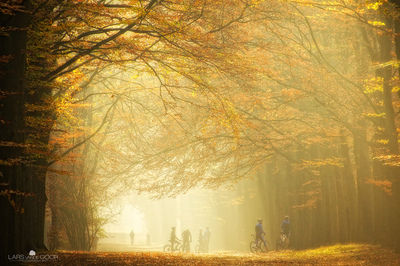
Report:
368,20,385,26
374,154,400,167
251,0,267,8
198,97,244,143
32,244,400,264
363,112,385,118
365,1,383,10
373,60,400,70
363,77,383,93
376,139,389,144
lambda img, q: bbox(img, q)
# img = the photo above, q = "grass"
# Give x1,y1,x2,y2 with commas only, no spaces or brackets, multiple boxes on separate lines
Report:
22,243,400,265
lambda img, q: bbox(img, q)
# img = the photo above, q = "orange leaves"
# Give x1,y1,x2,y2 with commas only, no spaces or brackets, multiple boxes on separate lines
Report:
0,189,33,214
295,158,344,171
0,157,30,166
366,178,392,195
35,0,394,207
280,88,304,100
0,1,27,16
39,244,400,264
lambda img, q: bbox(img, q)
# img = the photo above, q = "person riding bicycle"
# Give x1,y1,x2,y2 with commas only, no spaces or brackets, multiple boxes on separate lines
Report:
181,229,192,252
255,218,268,251
281,216,290,237
197,228,204,252
170,227,180,251
281,216,290,247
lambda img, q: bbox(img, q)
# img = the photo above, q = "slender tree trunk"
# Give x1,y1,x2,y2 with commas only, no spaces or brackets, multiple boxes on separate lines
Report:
354,129,374,242
339,135,358,242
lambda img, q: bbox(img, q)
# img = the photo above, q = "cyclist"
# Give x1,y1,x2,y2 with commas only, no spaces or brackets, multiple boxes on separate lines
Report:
281,216,290,247
255,218,268,251
198,228,204,252
181,229,192,252
170,227,179,251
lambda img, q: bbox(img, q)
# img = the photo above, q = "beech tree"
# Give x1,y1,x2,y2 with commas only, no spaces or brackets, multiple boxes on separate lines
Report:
0,0,282,255
85,0,400,250
2,0,400,258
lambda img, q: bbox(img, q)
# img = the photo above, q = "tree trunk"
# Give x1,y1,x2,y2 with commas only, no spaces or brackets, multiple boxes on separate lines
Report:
0,1,50,262
375,6,400,249
339,136,358,242
354,129,374,242
0,1,32,262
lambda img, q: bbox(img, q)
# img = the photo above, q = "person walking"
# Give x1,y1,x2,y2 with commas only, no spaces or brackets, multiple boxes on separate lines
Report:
130,230,135,245
146,232,151,246
203,227,211,252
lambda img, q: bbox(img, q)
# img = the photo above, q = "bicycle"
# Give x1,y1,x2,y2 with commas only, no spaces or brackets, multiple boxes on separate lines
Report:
182,240,192,252
163,239,183,252
276,232,289,251
250,234,270,253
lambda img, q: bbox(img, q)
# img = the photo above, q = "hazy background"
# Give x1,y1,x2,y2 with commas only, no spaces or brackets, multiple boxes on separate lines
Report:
96,178,271,252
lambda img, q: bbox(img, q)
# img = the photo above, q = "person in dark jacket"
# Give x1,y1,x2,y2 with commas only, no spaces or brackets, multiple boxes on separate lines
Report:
255,218,268,251
182,229,192,252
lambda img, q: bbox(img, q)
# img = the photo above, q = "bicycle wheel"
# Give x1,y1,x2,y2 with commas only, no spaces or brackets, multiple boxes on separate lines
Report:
257,239,270,252
258,243,266,252
163,244,171,252
182,243,188,252
195,244,199,253
250,241,257,253
176,243,183,252
276,238,283,251
283,237,289,249
266,240,271,251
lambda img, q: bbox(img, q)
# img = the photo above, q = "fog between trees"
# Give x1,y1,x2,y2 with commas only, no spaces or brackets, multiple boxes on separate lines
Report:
1,0,400,260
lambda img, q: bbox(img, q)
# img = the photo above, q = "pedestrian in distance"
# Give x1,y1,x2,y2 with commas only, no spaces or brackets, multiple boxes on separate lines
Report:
203,227,211,252
146,232,151,246
130,230,135,245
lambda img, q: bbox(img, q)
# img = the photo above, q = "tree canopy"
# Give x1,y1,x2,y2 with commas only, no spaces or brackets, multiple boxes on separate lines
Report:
1,0,400,258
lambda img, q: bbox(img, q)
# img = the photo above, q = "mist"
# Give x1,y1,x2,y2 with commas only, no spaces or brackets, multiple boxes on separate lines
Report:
96,178,270,252
3,0,400,263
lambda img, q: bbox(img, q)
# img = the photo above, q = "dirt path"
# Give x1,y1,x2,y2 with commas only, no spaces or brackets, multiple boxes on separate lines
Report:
21,244,400,265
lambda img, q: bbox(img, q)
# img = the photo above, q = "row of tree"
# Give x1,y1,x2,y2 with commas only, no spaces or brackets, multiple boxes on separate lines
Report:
1,0,400,261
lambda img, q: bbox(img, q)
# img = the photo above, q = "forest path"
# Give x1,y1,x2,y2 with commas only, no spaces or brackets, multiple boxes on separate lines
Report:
22,244,400,265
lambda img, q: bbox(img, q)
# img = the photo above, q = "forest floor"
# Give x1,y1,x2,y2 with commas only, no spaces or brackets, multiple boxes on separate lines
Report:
20,243,400,265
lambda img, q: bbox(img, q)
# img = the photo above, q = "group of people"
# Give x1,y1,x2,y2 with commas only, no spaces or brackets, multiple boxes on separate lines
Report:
129,217,287,252
198,227,211,252
170,226,211,252
255,216,290,251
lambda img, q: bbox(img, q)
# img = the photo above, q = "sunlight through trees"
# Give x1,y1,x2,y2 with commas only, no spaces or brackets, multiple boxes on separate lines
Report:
1,0,400,262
